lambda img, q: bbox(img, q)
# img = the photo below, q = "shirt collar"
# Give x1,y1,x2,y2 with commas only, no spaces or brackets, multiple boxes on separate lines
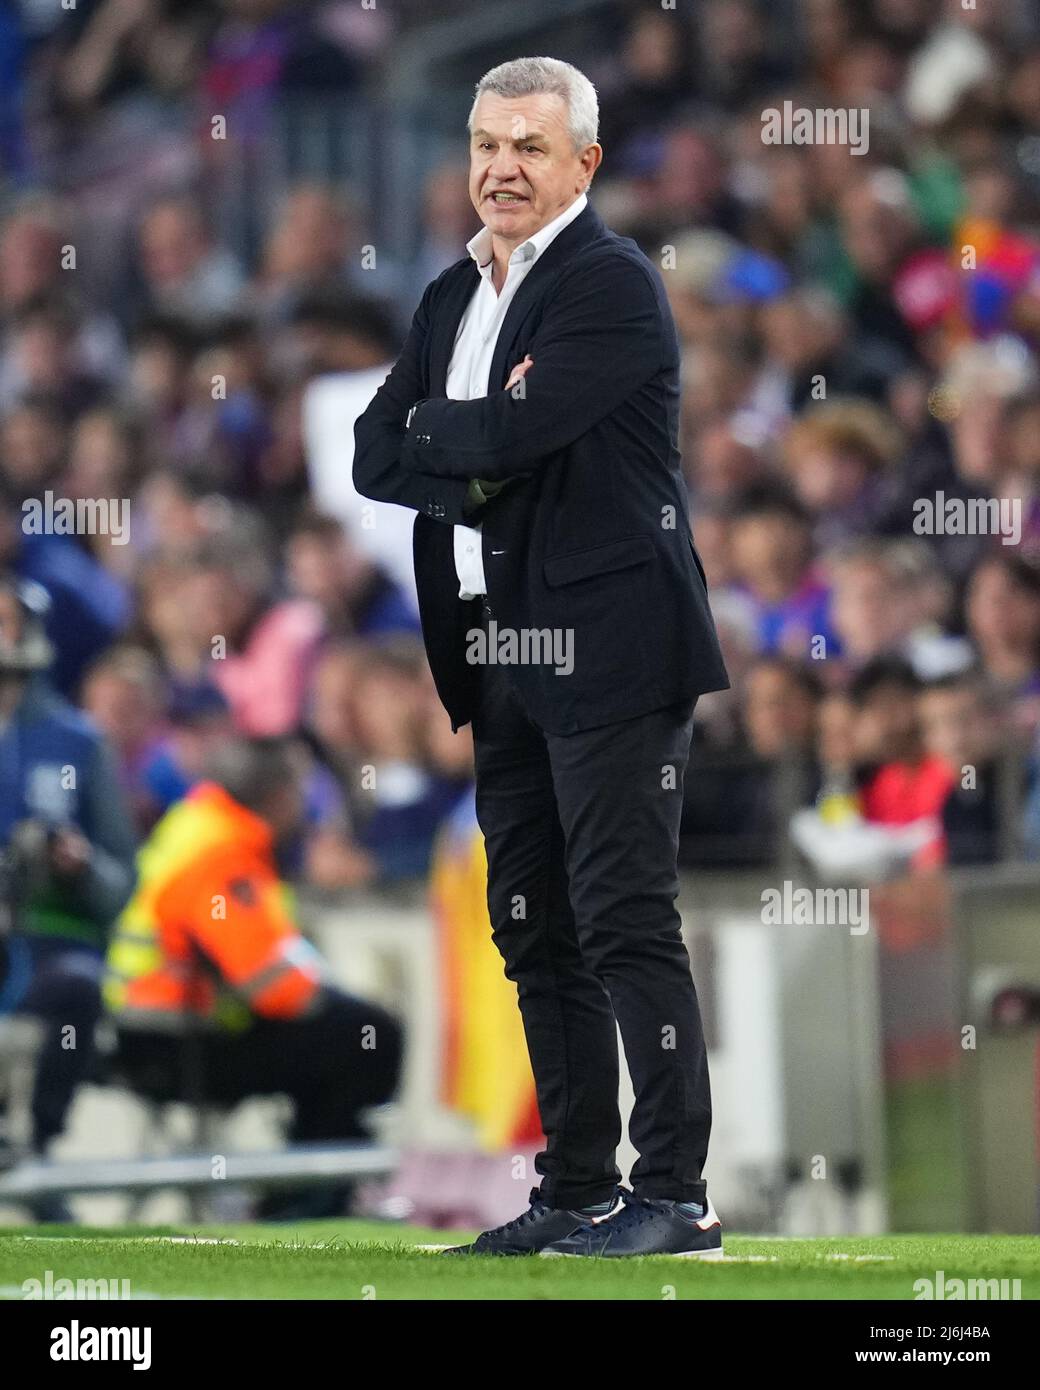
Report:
466,192,588,280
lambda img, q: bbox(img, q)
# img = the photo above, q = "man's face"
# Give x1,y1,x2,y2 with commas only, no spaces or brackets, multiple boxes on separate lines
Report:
468,91,600,247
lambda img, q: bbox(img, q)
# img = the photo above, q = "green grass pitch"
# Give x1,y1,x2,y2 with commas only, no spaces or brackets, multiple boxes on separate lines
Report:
1,1224,1038,1299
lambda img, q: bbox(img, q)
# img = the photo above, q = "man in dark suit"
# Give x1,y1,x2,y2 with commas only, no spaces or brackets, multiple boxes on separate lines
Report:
354,57,729,1257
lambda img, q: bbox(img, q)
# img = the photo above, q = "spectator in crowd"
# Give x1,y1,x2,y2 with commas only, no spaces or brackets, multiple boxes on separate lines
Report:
1002,392,1040,558
183,533,325,737
722,483,836,660
756,288,905,415
254,184,405,324
781,397,903,547
596,8,696,159
919,671,1006,864
836,169,925,358
0,395,66,498
744,656,823,762
965,554,1040,733
826,537,972,679
681,657,822,868
286,510,420,642
3,295,110,421
136,681,235,823
80,645,169,834
0,195,126,401
342,642,470,883
695,0,790,110
406,162,477,304
0,486,132,699
0,575,136,1218
850,656,956,867
133,196,245,332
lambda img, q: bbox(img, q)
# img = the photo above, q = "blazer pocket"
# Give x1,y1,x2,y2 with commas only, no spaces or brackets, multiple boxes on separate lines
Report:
687,533,708,588
543,535,655,587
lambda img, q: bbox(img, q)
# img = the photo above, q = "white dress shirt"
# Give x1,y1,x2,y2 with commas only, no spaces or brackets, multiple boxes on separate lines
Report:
446,192,588,599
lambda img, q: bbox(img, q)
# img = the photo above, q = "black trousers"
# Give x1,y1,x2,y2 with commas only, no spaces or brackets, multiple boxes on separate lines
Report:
114,988,403,1144
470,602,711,1207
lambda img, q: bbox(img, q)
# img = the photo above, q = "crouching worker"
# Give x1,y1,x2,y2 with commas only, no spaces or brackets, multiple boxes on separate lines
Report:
104,737,403,1220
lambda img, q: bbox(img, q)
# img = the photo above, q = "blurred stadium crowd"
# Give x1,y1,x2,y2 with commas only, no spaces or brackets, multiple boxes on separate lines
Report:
2,0,1040,910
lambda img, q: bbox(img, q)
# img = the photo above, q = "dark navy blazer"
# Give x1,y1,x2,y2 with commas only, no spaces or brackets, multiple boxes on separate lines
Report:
353,200,729,734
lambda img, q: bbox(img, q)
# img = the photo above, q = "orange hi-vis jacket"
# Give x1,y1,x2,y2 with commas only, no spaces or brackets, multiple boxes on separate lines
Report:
104,782,323,1031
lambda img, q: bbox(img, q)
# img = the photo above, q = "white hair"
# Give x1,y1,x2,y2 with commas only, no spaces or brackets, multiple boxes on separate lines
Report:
467,56,599,153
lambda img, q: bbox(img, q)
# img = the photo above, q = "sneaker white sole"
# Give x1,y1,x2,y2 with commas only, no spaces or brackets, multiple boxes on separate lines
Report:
540,1241,724,1259
539,1198,725,1258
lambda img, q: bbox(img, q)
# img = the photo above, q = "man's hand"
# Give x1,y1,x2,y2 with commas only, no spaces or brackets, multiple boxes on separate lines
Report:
460,359,535,517
395,253,662,484
504,355,534,392
464,477,505,517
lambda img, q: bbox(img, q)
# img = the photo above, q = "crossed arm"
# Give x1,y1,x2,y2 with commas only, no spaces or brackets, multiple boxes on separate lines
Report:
352,277,475,524
352,252,663,518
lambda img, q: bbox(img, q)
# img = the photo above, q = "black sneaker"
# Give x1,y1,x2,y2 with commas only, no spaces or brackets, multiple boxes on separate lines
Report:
540,1190,723,1258
441,1186,625,1256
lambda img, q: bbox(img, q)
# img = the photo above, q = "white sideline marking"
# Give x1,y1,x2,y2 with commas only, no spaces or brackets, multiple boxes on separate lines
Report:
718,1253,894,1264
827,1253,895,1262
18,1235,241,1246
12,1235,897,1262
16,1234,360,1251
159,1236,241,1245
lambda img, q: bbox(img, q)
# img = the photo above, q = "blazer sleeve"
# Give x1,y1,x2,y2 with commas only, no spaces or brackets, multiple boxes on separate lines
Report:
398,252,663,482
353,276,475,524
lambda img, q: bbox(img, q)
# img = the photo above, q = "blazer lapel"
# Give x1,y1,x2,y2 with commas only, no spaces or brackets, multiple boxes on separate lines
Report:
427,201,605,399
487,200,604,393
428,262,479,398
